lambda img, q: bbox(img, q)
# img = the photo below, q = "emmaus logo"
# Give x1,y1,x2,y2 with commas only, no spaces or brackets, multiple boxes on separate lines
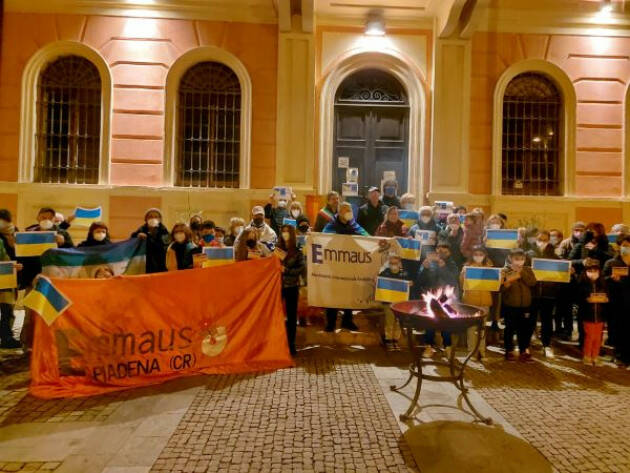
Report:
310,243,373,264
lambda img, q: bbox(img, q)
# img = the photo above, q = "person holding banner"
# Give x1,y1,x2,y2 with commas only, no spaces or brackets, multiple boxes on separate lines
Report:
603,234,630,367
0,237,22,348
241,206,277,249
277,224,305,356
224,217,246,247
357,187,386,236
166,223,197,271
577,259,609,366
197,221,222,248
77,222,111,247
375,206,407,238
235,228,271,261
314,191,340,232
131,208,170,274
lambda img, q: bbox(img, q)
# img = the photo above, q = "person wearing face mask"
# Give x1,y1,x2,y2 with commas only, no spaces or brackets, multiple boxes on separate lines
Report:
400,193,416,211
439,213,465,270
215,227,226,245
287,201,307,223
314,191,340,232
528,230,561,358
265,192,292,236
357,187,386,236
224,217,246,247
131,208,170,273
409,206,440,258
296,216,311,236
78,222,111,247
322,202,367,331
381,180,401,209
558,222,585,259
238,206,277,250
501,249,537,362
378,253,409,352
234,228,271,261
459,210,484,260
549,229,563,255
520,226,539,254
577,259,608,366
568,222,613,271
276,224,305,356
459,246,495,362
417,242,460,358
166,223,197,271
197,221,222,248
604,234,630,367
375,206,407,238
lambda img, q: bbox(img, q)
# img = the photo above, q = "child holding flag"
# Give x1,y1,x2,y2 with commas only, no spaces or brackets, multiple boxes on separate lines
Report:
378,253,409,352
577,259,609,366
375,207,407,237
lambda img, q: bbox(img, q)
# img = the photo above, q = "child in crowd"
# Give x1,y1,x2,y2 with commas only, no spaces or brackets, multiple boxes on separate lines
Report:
235,228,271,261
378,253,408,352
166,223,196,271
215,227,226,245
224,217,245,247
501,248,536,362
577,258,608,366
197,221,221,248
375,206,407,237
78,222,111,247
400,193,416,211
460,246,494,362
276,224,305,356
94,265,115,279
131,208,170,273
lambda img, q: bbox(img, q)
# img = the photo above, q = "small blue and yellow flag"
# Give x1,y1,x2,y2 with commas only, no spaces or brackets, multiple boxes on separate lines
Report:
398,210,418,229
374,277,410,303
463,266,502,292
485,229,519,249
396,238,421,261
0,261,17,290
414,230,436,246
532,258,571,283
15,232,57,257
202,247,235,268
282,218,297,227
23,276,72,325
73,207,102,227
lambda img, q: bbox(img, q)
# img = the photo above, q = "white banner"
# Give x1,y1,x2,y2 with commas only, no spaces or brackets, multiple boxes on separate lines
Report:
305,233,400,309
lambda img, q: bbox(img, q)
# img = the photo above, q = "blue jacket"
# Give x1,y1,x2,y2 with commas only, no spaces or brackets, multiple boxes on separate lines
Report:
322,216,369,236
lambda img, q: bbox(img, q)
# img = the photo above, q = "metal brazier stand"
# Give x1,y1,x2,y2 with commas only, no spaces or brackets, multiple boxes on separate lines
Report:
390,300,492,425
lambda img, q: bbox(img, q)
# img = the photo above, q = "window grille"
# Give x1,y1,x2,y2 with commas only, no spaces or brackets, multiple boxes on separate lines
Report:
36,55,102,184
176,62,241,188
502,73,562,196
335,68,407,105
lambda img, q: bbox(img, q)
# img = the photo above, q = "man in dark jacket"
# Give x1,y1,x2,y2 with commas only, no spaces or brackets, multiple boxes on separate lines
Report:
603,234,630,366
131,208,170,273
357,187,386,236
313,191,340,232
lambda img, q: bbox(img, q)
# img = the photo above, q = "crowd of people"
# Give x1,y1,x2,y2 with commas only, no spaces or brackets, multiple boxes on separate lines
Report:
1,185,629,368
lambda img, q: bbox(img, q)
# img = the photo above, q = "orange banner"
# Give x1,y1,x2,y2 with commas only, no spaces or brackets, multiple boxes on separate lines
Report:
30,257,293,399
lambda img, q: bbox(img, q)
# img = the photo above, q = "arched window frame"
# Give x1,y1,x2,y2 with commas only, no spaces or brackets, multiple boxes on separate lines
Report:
164,47,252,189
19,41,112,184
492,59,576,197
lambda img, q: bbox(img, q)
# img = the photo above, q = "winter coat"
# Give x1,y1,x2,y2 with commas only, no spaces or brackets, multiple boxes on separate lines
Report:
501,266,536,308
568,233,614,271
313,205,336,232
234,222,277,251
322,216,369,236
281,250,305,288
357,201,386,236
375,220,406,238
417,258,460,294
78,237,111,247
131,223,170,273
603,256,630,325
166,241,197,271
19,224,74,288
576,277,608,324
438,226,465,269
0,239,15,304
460,217,484,259
264,203,290,236
382,195,401,209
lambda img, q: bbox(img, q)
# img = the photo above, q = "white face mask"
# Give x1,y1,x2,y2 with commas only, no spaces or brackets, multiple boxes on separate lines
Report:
421,216,431,224
282,232,290,241
147,218,160,228
489,223,501,230
39,219,54,230
174,232,186,243
343,212,353,222
235,226,244,235
291,209,300,218
550,237,559,246
93,231,107,242
537,241,547,249
586,271,599,281
390,264,400,273
473,255,485,264
404,203,415,210
277,200,287,208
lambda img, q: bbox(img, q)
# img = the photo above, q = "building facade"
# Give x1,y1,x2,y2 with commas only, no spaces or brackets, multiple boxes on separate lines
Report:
0,0,629,240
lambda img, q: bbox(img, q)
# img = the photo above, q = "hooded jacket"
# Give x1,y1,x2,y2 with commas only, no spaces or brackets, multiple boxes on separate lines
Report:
501,264,536,308
131,223,170,273
322,215,369,236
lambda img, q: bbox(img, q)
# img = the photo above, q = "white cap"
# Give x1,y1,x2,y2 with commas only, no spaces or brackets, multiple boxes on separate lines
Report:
252,206,265,216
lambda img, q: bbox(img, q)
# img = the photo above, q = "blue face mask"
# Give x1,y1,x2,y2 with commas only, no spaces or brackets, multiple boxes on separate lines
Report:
459,215,466,224
203,234,215,243
384,186,396,197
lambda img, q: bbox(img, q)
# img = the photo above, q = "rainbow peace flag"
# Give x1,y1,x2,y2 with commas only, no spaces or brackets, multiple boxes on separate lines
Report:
485,229,519,249
73,207,102,227
0,262,17,290
414,230,436,246
532,258,571,283
283,218,297,227
202,247,234,268
15,232,57,257
23,276,72,326
463,266,501,292
375,277,410,303
396,238,421,261
399,210,418,228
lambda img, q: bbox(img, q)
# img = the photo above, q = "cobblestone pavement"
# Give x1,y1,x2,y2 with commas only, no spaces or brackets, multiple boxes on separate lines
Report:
466,349,630,473
151,358,418,473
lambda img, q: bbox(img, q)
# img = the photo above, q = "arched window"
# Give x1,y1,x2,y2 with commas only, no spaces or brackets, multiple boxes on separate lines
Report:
502,73,562,196
36,55,102,184
176,62,241,188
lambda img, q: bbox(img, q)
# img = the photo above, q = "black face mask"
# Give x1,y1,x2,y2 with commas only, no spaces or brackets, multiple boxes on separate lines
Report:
253,217,264,227
246,239,257,249
298,225,309,233
190,222,201,231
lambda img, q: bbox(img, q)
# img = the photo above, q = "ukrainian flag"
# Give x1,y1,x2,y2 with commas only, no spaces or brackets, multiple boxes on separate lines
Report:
283,218,297,227
15,232,57,257
463,266,501,292
399,210,418,229
485,229,519,249
532,258,571,283
23,276,72,326
202,247,235,268
0,262,17,290
396,238,421,261
73,207,102,227
414,230,436,246
374,277,410,303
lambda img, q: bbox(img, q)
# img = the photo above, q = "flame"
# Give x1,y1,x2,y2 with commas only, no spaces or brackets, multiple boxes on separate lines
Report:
421,286,458,318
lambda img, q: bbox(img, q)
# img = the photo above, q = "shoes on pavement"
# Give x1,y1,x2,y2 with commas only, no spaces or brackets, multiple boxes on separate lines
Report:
583,356,592,365
519,352,533,363
341,320,359,331
543,346,554,358
505,351,517,362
